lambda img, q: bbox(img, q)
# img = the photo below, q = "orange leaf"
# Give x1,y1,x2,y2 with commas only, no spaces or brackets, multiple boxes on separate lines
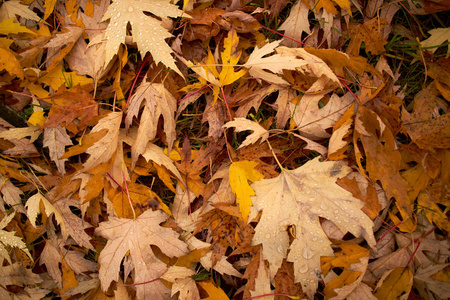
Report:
197,281,229,300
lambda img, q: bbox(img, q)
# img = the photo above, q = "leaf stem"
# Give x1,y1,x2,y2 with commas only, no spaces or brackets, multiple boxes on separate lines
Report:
121,162,136,220
266,140,283,171
220,87,233,121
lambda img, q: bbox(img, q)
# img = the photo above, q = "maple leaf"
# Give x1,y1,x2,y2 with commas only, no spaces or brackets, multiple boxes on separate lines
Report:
346,18,389,56
0,43,23,79
223,118,270,149
229,161,264,222
421,27,450,58
25,192,66,235
243,40,309,85
81,111,122,172
101,0,187,76
160,266,200,300
278,1,310,47
0,173,25,214
291,92,353,140
175,138,220,197
276,46,341,85
43,126,73,175
0,17,35,35
0,0,41,23
95,209,188,299
0,212,32,264
197,281,230,300
248,157,375,298
402,82,450,150
182,28,246,103
125,82,177,169
374,267,413,299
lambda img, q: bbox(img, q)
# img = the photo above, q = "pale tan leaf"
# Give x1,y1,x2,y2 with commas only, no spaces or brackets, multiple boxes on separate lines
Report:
172,185,202,232
171,277,200,300
420,27,450,58
0,262,43,287
161,267,200,300
66,38,107,82
43,125,73,175
244,40,308,85
278,0,311,47
25,193,66,237
14,286,50,300
0,118,38,157
328,257,369,300
292,132,328,156
291,92,353,139
277,46,341,85
95,209,188,299
44,26,84,48
101,0,188,75
186,237,242,278
275,88,296,129
0,125,41,143
161,266,195,282
328,122,352,159
63,249,97,274
0,212,32,264
53,197,95,251
82,111,122,172
249,157,375,298
0,0,41,23
125,83,177,169
0,174,25,214
364,247,409,282
61,276,100,297
250,254,274,300
40,240,62,288
142,143,184,184
223,118,269,149
235,85,279,119
414,263,450,299
346,283,377,300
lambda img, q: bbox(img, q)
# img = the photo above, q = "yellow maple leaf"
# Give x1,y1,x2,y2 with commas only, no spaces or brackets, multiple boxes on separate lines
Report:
0,18,35,35
229,160,264,223
39,65,94,90
0,43,23,79
182,29,247,103
374,267,413,299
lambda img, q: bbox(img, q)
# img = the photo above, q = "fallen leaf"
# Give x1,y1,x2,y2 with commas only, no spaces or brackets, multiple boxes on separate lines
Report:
223,118,269,149
95,209,188,299
0,212,32,264
421,27,450,58
101,0,188,75
197,280,229,300
229,160,264,222
243,40,309,85
249,157,375,298
374,267,413,300
125,82,177,169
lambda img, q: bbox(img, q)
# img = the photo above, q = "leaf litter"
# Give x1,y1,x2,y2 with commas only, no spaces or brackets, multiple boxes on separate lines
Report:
0,0,449,299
